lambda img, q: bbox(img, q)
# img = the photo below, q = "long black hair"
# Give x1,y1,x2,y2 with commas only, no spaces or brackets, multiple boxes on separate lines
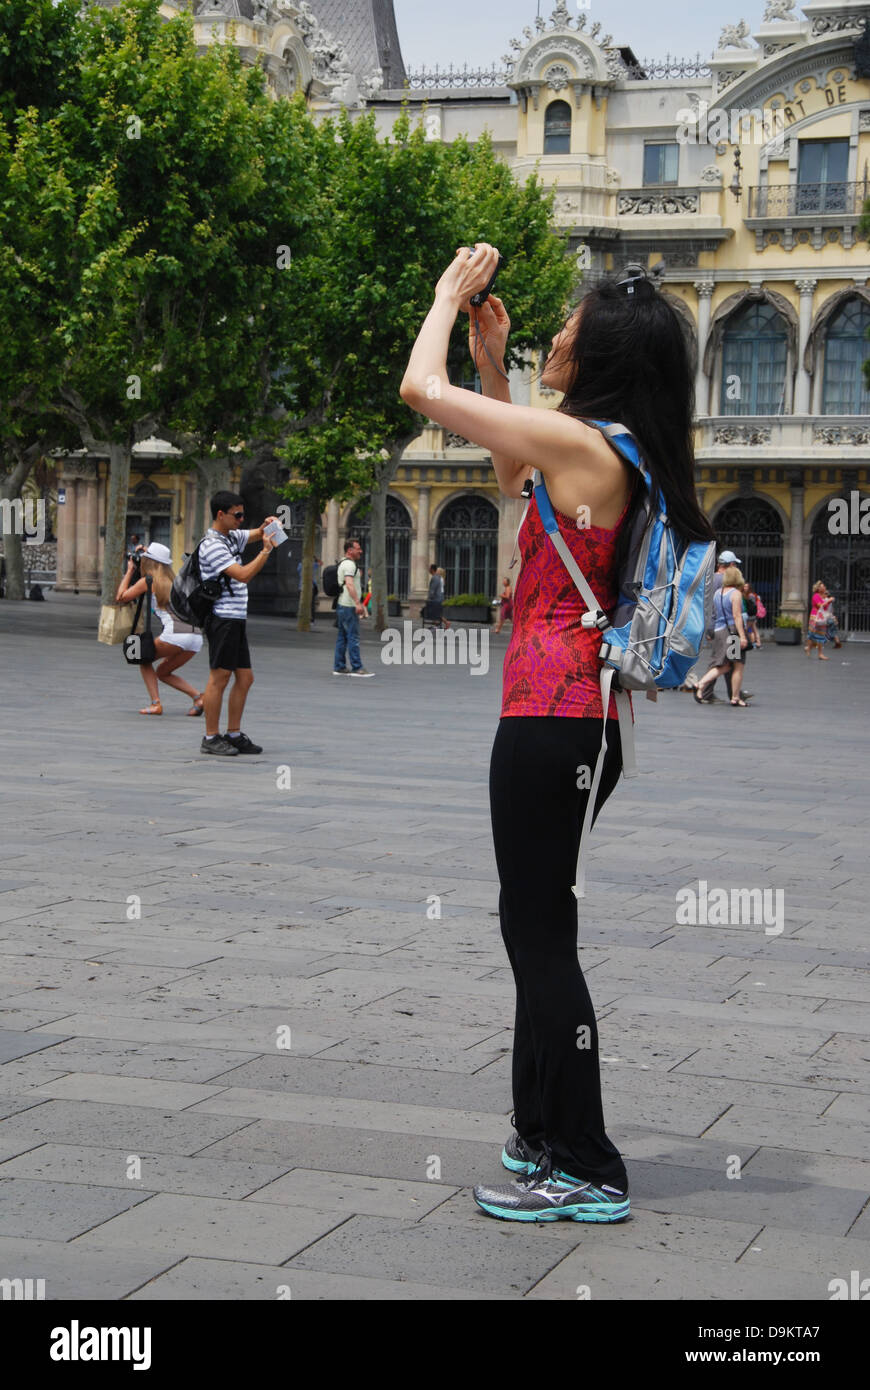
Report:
554,270,715,549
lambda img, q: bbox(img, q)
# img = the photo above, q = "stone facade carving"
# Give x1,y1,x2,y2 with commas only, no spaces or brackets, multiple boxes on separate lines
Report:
699,164,724,185
762,0,796,20
811,14,866,36
714,425,772,444
860,110,870,131
814,425,870,445
544,62,571,91
718,20,753,49
716,69,746,92
618,192,699,214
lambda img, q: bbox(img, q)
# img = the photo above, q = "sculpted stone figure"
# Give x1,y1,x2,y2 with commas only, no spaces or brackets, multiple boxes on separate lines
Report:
718,20,753,49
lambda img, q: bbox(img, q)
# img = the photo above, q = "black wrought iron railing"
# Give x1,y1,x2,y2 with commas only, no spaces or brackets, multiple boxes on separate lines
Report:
748,181,870,217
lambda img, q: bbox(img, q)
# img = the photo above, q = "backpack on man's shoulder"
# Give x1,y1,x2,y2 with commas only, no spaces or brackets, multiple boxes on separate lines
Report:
321,559,356,599
170,532,239,627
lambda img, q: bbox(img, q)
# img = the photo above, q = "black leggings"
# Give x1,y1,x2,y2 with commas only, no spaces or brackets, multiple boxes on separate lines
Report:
489,715,627,1190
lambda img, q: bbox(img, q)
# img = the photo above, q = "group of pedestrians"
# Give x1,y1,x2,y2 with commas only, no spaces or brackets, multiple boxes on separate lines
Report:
692,549,759,707
117,502,381,750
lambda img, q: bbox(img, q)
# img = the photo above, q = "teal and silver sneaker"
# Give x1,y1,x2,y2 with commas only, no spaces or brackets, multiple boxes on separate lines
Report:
475,1155,630,1224
501,1131,546,1177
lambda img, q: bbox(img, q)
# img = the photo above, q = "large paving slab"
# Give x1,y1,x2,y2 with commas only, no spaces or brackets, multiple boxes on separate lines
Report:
0,592,867,1299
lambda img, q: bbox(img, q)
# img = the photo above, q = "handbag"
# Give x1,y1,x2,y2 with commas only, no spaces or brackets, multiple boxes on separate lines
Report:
123,576,157,664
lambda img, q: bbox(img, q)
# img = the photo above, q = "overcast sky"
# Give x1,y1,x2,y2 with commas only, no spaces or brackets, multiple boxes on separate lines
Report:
393,0,745,70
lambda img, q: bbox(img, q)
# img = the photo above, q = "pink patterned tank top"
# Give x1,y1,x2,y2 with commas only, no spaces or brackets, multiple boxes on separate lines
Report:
500,488,631,721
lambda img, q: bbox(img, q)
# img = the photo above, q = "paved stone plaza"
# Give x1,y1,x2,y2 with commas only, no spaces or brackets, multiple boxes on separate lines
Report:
0,594,868,1301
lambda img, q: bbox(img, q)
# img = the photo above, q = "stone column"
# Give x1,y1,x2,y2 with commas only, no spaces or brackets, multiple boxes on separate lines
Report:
54,469,79,591
78,470,100,592
694,280,715,417
412,486,431,598
325,498,340,565
498,494,526,584
781,472,806,619
794,278,817,415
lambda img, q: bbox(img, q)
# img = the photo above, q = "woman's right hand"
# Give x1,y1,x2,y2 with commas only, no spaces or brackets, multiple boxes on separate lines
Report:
468,294,510,374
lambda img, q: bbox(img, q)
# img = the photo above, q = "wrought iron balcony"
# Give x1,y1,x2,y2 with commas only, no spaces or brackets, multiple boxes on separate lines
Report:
748,181,870,218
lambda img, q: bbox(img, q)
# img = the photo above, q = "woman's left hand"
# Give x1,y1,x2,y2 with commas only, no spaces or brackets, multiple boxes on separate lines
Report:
435,242,501,313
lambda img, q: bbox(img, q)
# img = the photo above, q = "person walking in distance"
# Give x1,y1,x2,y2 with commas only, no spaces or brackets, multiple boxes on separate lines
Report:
199,492,278,755
693,564,749,706
494,576,514,634
805,580,834,659
402,247,715,1223
333,538,375,677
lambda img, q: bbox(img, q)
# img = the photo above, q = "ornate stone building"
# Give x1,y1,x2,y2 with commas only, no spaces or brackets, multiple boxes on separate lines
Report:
57,0,870,634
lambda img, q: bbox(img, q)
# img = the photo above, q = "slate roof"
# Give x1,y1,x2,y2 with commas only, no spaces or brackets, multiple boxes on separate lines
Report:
306,0,407,87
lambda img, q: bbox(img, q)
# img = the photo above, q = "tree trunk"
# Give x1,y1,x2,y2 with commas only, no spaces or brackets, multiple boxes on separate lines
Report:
368,482,388,633
1,526,24,600
101,441,132,605
369,441,411,632
195,457,232,538
296,497,318,632
1,452,37,600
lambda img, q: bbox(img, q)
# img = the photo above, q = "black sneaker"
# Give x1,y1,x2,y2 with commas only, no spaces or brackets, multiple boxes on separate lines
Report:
226,732,262,754
201,735,239,756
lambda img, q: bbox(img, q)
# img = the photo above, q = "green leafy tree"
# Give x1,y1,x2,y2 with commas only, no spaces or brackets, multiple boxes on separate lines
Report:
3,0,316,607
283,110,576,631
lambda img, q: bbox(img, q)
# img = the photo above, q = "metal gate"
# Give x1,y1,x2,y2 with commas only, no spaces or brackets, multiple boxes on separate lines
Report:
810,507,870,636
437,496,499,599
714,498,783,622
347,496,412,599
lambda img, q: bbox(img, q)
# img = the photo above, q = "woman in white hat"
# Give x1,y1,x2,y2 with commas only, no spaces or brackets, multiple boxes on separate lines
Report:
115,542,205,715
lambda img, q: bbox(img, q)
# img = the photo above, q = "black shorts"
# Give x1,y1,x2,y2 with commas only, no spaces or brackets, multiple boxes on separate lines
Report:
206,616,251,671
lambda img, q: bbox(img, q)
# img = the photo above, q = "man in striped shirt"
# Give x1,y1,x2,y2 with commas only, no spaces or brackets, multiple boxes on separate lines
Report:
199,491,278,757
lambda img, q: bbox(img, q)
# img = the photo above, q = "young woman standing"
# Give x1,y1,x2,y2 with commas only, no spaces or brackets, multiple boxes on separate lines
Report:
401,247,714,1223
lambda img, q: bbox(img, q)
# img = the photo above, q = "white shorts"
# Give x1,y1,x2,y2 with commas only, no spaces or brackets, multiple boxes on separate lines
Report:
160,632,203,654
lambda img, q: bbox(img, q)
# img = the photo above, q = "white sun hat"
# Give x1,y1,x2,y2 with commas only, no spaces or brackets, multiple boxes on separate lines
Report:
143,542,172,565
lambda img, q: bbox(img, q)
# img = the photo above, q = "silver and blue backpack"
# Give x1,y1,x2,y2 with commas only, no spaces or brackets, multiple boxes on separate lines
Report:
532,418,716,897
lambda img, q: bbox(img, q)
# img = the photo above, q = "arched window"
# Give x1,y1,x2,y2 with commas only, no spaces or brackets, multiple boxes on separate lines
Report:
347,496,413,599
720,303,788,415
437,496,499,598
821,299,870,415
544,100,571,155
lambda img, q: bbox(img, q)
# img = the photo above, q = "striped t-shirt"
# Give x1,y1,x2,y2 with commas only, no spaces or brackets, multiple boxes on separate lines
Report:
198,528,250,619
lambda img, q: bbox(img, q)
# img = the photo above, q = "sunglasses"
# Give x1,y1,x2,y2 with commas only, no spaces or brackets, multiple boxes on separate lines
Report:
229,510,244,519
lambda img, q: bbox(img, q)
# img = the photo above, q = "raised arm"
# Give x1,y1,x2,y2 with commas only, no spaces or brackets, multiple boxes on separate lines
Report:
400,244,618,511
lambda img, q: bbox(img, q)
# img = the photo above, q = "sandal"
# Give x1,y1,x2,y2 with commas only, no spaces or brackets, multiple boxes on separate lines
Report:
693,688,707,704
187,694,205,717
730,698,748,707
139,699,163,715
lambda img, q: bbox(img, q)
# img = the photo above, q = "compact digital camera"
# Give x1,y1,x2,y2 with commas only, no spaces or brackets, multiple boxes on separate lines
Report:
467,245,506,308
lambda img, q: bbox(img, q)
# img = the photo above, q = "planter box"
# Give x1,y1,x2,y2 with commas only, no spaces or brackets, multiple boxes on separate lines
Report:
773,627,802,645
388,600,402,617
444,605,491,623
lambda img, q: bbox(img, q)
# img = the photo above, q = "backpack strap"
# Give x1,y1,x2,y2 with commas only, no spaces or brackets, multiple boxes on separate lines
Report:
533,475,638,898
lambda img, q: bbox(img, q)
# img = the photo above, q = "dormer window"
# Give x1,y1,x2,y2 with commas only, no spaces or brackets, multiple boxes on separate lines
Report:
544,101,572,155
